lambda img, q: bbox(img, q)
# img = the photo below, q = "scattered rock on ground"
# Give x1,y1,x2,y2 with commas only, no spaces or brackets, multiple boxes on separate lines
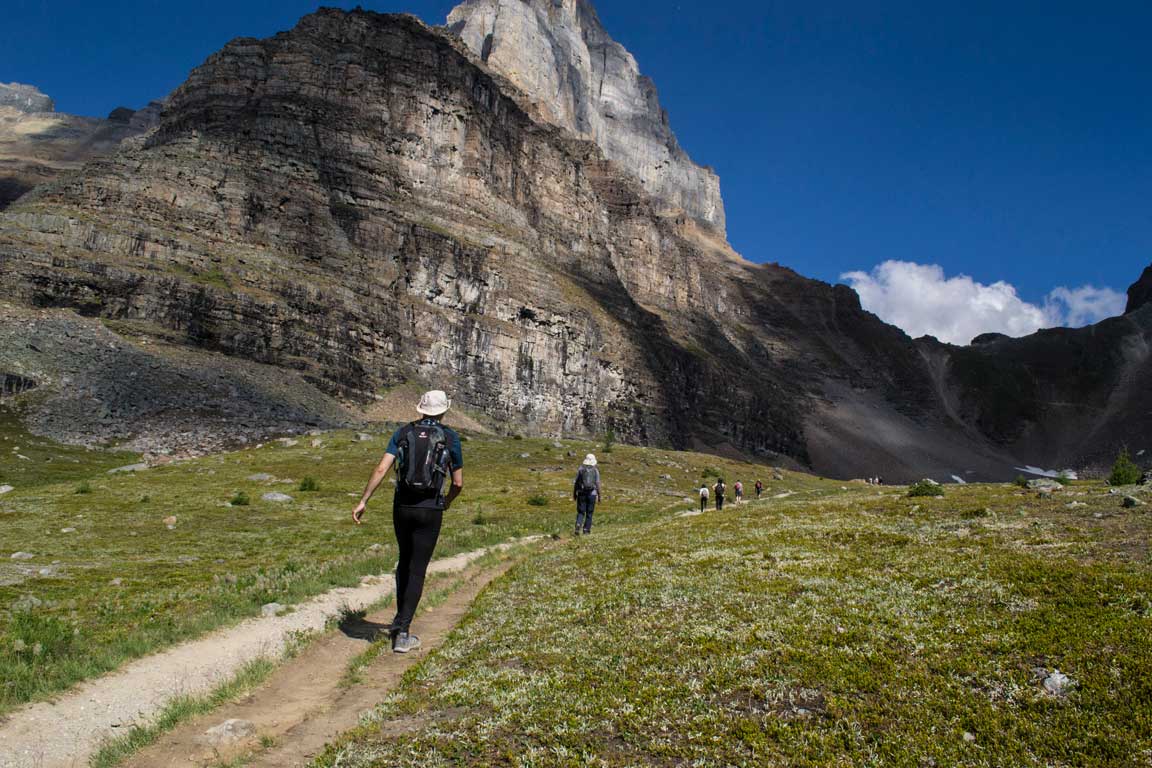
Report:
262,492,293,503
10,594,42,611
355,433,373,442
278,438,299,447
659,474,672,480
1066,501,1086,508
0,485,13,494
10,552,34,560
260,602,285,618
310,438,324,448
163,515,178,527
200,718,257,746
962,731,976,743
1122,495,1145,508
107,463,149,474
1039,669,1074,696
519,452,531,458
109,578,123,586
246,473,276,482
1027,478,1063,492
60,527,76,533
367,543,384,552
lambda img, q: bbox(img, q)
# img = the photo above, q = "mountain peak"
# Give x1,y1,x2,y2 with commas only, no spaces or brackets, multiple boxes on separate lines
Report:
447,0,726,235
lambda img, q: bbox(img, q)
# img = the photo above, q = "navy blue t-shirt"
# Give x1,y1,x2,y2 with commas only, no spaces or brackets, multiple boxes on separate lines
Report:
385,418,463,509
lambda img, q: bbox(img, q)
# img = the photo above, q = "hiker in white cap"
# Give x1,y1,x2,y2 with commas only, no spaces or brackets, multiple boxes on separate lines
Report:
353,390,464,653
572,453,601,535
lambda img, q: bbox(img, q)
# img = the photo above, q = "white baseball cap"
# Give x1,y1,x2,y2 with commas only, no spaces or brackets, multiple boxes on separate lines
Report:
583,453,597,466
416,390,451,416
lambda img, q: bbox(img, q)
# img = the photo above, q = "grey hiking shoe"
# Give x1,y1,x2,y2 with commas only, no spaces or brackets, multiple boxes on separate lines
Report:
392,632,422,654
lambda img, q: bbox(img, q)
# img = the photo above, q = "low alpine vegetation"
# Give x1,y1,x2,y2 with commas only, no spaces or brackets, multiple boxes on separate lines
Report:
907,479,942,497
1109,447,1142,486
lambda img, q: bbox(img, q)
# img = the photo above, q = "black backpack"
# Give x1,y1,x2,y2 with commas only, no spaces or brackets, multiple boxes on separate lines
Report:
397,422,450,493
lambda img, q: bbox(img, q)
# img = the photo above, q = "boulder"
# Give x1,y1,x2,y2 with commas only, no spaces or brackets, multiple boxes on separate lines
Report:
162,515,178,527
246,473,276,482
1122,495,1145,508
1039,669,1073,697
261,492,293,503
10,552,34,560
0,485,13,494
1027,478,1063,492
261,602,285,617
200,718,256,746
355,432,373,442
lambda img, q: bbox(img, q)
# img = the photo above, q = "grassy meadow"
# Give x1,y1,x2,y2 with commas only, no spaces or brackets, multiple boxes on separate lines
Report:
0,405,803,715
319,481,1152,767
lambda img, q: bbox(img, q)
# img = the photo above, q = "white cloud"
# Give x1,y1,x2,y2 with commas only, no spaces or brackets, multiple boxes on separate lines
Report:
1044,285,1126,328
841,260,1125,345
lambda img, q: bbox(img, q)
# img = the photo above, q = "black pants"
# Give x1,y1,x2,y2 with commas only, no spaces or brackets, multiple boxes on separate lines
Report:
575,494,596,533
716,495,725,511
392,504,443,633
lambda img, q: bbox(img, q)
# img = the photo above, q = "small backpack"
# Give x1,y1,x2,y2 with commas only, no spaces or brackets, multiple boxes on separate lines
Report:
397,422,450,493
576,465,599,494
715,481,726,496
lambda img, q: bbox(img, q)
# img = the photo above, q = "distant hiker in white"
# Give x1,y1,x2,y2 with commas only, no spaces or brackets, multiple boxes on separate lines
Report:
699,483,709,513
573,453,601,535
353,390,464,654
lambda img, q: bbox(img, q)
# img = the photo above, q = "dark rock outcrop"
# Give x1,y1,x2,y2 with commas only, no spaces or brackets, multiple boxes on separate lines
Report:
1126,265,1152,315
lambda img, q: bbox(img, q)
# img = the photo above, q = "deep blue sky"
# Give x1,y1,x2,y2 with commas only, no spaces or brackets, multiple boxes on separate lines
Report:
3,0,1150,304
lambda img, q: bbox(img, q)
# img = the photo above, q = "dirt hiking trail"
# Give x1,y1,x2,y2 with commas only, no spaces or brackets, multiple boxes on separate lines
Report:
125,560,514,768
0,541,531,768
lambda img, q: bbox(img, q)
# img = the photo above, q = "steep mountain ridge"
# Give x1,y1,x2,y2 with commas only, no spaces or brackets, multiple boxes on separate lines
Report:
0,7,1147,480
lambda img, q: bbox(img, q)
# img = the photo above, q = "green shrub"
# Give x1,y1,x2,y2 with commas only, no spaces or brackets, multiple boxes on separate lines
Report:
701,467,721,479
602,429,616,453
527,492,549,507
1109,448,1142,486
907,480,942,498
230,491,251,507
298,477,319,492
1014,475,1028,488
472,506,487,526
1054,472,1072,486
74,481,92,495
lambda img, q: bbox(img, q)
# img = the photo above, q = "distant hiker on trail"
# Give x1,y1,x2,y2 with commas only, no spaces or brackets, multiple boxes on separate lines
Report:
353,390,463,654
713,478,726,511
734,481,744,505
755,479,764,499
699,483,709,513
573,453,601,535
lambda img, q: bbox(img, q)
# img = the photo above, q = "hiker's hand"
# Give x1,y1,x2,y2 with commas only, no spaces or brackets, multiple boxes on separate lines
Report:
353,502,366,525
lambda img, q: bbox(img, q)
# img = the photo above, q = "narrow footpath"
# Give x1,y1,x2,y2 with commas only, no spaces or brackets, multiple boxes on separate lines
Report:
125,561,514,768
0,542,529,768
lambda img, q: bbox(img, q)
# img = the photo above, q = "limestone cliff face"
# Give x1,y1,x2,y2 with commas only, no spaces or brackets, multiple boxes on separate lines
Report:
447,0,726,234
0,10,934,471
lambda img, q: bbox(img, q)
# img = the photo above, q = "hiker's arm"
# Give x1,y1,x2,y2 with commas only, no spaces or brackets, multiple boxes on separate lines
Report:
353,452,396,523
444,468,463,508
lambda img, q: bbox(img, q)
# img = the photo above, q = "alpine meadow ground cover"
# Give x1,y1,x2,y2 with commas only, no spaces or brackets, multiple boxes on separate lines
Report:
0,405,804,715
319,482,1152,767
